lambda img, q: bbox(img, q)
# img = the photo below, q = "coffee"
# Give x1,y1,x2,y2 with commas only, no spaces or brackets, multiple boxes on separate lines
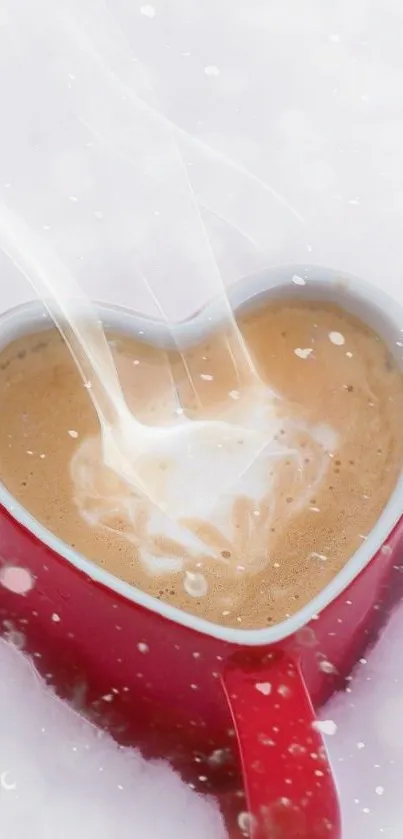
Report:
0,298,402,630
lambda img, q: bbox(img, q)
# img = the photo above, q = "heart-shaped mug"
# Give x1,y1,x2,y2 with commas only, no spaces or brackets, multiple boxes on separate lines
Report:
1,264,403,839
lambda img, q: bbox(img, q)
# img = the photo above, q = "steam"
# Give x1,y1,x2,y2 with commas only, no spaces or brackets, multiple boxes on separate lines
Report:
0,204,274,519
0,0,321,577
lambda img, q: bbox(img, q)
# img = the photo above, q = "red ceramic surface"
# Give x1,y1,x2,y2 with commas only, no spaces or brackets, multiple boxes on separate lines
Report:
1,266,403,839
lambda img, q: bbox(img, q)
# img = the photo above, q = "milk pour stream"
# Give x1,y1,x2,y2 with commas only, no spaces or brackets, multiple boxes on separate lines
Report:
0,205,333,587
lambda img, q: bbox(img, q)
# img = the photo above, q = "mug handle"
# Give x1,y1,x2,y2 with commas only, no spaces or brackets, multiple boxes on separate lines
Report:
221,652,341,839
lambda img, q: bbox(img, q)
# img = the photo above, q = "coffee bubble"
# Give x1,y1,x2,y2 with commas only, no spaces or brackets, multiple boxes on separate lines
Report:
184,571,208,598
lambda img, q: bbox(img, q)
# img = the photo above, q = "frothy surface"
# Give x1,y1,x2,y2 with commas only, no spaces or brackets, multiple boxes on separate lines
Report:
0,299,403,629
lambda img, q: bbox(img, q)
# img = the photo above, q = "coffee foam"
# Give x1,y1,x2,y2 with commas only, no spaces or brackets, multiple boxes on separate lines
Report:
70,386,335,593
1,299,403,630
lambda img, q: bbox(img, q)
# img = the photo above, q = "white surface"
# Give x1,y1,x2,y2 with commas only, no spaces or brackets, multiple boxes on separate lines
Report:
1,0,403,318
1,1,403,837
327,605,403,838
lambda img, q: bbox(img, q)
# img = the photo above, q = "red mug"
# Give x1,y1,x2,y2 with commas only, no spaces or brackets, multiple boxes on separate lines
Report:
1,264,403,839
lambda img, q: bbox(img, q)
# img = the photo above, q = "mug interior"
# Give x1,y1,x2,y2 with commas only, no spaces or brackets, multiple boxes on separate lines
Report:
1,264,403,646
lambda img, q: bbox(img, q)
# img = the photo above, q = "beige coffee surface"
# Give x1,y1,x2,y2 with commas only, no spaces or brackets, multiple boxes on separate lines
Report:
0,299,402,629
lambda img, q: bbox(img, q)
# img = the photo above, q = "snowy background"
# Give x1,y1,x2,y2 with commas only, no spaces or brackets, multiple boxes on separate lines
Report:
1,0,403,836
